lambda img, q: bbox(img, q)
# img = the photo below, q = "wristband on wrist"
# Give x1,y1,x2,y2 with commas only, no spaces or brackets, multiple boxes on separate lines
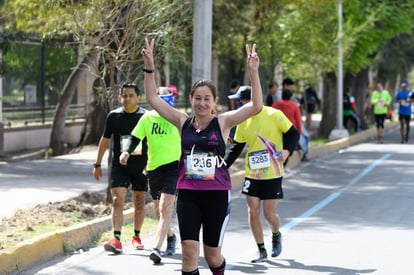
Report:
143,68,154,73
93,163,101,168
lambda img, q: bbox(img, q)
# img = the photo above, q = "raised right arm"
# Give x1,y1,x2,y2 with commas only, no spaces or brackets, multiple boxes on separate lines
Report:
142,38,187,130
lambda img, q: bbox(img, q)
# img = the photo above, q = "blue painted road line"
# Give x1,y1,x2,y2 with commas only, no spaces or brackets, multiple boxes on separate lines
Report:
227,153,391,270
281,153,392,232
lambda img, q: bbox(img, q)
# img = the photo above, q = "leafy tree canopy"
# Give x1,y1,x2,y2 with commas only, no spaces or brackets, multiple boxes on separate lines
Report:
1,0,194,91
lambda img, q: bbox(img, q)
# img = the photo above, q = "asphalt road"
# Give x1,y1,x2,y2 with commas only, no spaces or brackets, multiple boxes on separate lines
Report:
21,126,414,275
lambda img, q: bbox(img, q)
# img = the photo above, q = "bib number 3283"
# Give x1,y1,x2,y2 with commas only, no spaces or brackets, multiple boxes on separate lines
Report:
248,150,271,170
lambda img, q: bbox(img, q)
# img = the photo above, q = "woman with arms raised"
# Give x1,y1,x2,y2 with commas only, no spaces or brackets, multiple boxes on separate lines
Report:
141,38,263,275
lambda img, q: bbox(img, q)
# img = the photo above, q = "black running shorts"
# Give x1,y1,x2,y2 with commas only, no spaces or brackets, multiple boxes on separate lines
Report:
146,161,179,200
241,177,283,200
176,189,230,247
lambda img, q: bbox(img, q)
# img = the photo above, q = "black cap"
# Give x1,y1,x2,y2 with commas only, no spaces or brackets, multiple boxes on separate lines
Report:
282,78,294,86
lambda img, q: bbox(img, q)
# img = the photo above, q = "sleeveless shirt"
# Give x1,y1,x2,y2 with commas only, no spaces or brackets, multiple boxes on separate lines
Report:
177,116,231,190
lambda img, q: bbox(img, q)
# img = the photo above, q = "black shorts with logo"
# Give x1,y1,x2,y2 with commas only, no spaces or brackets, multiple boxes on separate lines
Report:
241,177,283,200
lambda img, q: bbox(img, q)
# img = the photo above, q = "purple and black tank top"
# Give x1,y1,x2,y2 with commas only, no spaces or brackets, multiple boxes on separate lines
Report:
177,116,231,190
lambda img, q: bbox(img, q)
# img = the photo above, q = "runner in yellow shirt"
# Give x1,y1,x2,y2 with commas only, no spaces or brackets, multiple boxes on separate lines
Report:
226,86,299,263
371,82,392,143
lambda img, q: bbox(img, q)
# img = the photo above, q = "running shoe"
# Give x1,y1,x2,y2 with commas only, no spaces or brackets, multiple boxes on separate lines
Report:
104,238,122,254
165,233,177,255
271,233,282,257
150,248,162,264
131,236,144,250
251,249,267,263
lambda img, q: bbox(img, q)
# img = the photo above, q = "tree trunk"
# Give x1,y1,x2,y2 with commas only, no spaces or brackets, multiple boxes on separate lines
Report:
49,50,97,156
77,101,107,146
353,68,370,130
318,72,337,137
344,68,371,130
77,77,108,147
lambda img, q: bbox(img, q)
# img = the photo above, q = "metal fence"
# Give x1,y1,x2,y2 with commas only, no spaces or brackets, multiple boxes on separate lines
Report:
2,100,192,127
2,104,86,126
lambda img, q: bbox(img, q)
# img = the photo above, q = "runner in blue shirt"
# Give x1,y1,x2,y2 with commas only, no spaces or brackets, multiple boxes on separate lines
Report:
396,81,414,143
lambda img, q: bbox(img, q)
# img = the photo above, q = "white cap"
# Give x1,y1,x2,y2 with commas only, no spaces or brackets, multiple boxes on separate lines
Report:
228,86,251,100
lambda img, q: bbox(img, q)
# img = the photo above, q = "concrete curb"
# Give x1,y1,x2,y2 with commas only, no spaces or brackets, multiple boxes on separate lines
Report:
0,210,135,275
0,121,399,275
286,121,399,168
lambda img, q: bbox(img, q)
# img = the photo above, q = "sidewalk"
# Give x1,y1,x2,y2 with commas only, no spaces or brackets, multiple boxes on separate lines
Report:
0,148,108,219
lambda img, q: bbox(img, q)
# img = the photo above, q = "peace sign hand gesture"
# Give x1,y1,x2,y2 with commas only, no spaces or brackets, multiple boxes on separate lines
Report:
141,38,155,70
245,43,259,72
